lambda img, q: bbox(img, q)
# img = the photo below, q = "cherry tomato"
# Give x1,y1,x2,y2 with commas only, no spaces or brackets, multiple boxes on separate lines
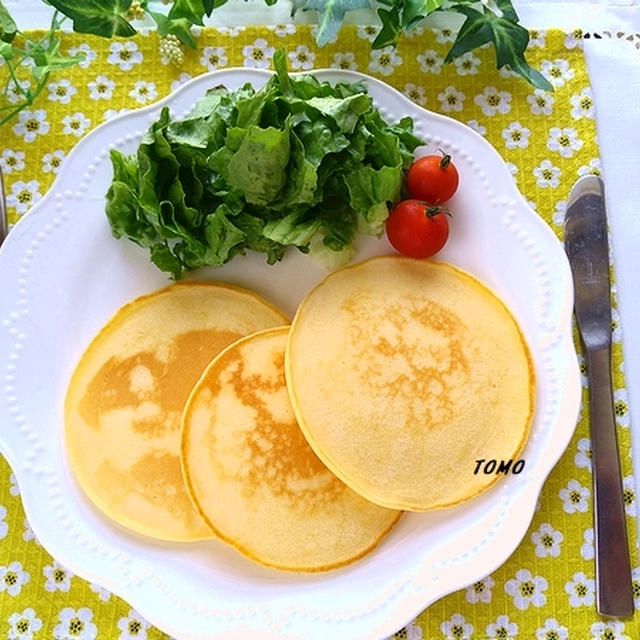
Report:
385,199,449,259
406,151,459,204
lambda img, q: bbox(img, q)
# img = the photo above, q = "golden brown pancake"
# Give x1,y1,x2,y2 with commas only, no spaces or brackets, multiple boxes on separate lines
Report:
65,282,287,541
181,327,401,571
285,256,534,511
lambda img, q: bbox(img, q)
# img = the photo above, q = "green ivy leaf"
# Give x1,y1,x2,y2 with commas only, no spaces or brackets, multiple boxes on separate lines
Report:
0,0,17,43
372,7,401,49
203,0,229,12
168,0,207,25
445,0,553,91
46,0,137,38
402,0,442,28
373,0,443,48
296,0,372,46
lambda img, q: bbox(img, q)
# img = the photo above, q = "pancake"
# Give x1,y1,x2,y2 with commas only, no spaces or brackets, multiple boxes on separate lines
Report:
181,327,401,572
64,282,287,541
285,256,534,512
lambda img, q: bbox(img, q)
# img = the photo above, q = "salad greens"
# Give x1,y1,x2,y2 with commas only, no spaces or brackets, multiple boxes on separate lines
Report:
105,49,423,278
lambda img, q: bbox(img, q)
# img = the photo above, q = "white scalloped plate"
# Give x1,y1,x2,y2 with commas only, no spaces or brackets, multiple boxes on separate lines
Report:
0,69,580,640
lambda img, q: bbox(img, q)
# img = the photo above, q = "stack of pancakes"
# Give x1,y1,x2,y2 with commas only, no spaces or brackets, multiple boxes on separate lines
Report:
65,256,534,572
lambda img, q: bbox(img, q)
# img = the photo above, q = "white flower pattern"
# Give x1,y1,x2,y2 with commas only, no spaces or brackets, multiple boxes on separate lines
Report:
89,582,112,602
268,24,296,37
547,126,583,157
541,58,575,87
530,522,563,557
68,43,96,68
61,111,91,137
288,45,315,70
12,109,49,142
564,571,595,607
535,618,569,640
570,87,595,119
43,560,73,592
356,25,380,42
128,80,157,104
580,527,595,560
613,387,631,428
241,39,275,69
4,78,31,104
453,51,481,76
47,78,77,104
416,49,444,74
0,561,30,596
117,609,150,639
465,575,495,604
6,180,42,215
590,620,629,640
504,569,548,610
474,86,512,115
551,199,567,228
486,614,518,639
199,46,227,71
53,607,97,640
622,475,636,517
440,612,473,639
533,159,562,188
559,479,590,513
437,85,465,113
87,75,116,100
577,157,602,177
502,121,530,149
0,149,26,173
574,437,592,470
403,83,426,106
527,88,554,115
330,51,358,70
7,607,43,639
368,47,402,76
107,41,143,71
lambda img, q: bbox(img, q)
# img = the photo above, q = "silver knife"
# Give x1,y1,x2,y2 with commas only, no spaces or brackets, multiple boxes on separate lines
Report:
564,175,634,618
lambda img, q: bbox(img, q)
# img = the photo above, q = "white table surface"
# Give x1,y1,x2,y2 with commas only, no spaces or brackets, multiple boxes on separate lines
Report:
5,0,640,550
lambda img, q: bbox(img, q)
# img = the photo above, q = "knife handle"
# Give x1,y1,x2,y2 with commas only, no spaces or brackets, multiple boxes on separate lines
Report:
586,346,634,618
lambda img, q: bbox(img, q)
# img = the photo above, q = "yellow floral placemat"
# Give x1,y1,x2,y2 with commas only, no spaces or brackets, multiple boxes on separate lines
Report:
1,24,638,640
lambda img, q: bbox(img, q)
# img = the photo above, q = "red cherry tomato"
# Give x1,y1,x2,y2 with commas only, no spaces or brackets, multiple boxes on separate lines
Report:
385,199,449,259
406,152,459,204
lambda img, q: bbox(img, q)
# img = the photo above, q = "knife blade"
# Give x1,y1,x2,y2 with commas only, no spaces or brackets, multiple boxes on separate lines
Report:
564,175,634,618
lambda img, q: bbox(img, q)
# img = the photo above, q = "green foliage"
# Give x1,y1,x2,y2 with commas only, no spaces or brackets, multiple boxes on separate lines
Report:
443,0,552,91
46,0,137,38
0,0,550,128
0,6,84,126
371,0,552,91
292,0,372,46
0,0,17,42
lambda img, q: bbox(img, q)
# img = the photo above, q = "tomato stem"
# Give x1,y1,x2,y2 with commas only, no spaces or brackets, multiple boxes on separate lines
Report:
437,149,452,170
424,205,451,218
